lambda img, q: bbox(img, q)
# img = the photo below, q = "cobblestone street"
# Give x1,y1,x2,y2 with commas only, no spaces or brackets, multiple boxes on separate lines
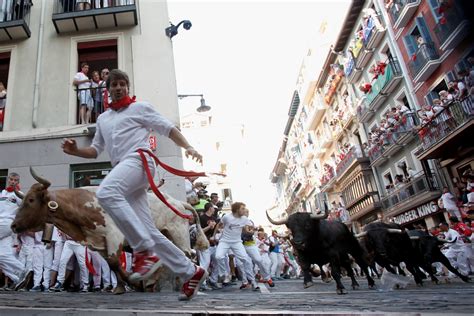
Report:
0,277,472,315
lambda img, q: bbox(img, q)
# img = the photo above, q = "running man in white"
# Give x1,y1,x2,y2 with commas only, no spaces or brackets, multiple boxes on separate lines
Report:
61,69,207,300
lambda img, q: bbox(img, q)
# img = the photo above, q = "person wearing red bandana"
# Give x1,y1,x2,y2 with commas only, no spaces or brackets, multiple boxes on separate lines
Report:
61,69,207,300
0,172,26,289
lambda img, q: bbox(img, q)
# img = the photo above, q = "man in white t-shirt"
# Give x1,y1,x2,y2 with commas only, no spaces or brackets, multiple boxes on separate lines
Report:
441,187,462,218
439,222,469,277
215,202,259,290
0,172,26,289
73,62,93,124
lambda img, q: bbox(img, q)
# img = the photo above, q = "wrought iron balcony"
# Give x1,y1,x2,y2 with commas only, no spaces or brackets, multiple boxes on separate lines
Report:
0,0,31,41
387,0,420,29
409,43,440,83
433,3,471,51
381,171,441,214
365,59,403,111
357,100,375,123
363,16,386,50
52,0,138,34
417,97,473,156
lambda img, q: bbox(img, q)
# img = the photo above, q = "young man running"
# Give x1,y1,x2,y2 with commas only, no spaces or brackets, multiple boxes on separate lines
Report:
61,69,207,300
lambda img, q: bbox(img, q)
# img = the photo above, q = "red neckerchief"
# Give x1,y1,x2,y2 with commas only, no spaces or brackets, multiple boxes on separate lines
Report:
109,95,136,111
5,185,20,192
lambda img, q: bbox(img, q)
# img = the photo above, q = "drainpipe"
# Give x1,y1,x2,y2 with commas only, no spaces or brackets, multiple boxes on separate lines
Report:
32,0,46,128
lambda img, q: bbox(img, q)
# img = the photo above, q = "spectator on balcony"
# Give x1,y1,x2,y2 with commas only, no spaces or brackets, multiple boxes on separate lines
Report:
76,0,91,11
439,90,454,105
406,167,417,182
73,62,93,125
416,36,425,49
91,70,104,120
0,81,6,109
441,187,462,219
100,68,110,111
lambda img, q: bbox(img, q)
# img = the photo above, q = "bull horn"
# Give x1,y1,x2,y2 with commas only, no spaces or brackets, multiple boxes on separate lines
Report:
30,166,51,189
354,231,367,238
387,228,403,234
310,209,328,220
266,209,287,226
13,190,24,199
409,236,420,240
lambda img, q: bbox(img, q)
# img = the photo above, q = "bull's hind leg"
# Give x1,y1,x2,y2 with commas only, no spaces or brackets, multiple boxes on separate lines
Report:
353,258,375,289
342,258,359,290
105,253,127,295
436,254,470,282
329,257,346,295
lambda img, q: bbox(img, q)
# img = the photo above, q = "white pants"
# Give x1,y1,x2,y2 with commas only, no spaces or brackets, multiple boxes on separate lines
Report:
269,251,283,278
18,244,33,272
245,245,270,281
445,208,461,219
90,250,112,288
51,241,64,272
57,240,89,287
443,246,469,276
32,244,53,288
96,155,194,281
260,252,271,276
215,241,254,283
0,223,24,283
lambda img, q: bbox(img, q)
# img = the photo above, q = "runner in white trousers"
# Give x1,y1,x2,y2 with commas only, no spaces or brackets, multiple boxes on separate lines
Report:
61,69,207,300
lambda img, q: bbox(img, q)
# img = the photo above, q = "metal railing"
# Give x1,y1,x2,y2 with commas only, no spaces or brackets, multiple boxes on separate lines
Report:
335,146,360,176
387,0,417,25
417,97,473,151
365,59,402,107
368,112,418,162
381,170,441,210
54,0,135,14
75,86,107,124
0,0,32,25
408,42,439,77
433,3,467,46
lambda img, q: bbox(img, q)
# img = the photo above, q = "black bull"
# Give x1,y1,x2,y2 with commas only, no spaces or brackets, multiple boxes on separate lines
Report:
267,211,375,294
357,222,469,285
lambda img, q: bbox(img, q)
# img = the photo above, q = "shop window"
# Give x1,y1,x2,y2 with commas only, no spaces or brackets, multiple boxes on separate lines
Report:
71,162,112,188
75,39,118,125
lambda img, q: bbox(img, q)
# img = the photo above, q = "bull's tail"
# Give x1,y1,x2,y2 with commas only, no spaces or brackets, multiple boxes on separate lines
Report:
184,202,209,251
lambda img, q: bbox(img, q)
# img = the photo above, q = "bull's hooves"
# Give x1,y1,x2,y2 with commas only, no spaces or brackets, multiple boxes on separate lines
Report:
336,288,347,295
461,277,470,283
304,282,314,289
368,285,376,290
113,286,126,295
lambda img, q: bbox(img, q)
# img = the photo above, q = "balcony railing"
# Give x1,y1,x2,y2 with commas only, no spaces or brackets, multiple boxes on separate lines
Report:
363,16,385,50
381,171,441,211
433,3,470,51
417,97,473,152
408,42,440,81
387,0,420,29
335,146,361,176
368,113,418,165
365,59,403,109
0,0,32,41
75,86,107,124
52,0,138,33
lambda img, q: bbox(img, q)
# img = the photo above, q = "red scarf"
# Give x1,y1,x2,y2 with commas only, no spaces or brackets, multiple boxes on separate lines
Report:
5,185,20,192
109,95,136,111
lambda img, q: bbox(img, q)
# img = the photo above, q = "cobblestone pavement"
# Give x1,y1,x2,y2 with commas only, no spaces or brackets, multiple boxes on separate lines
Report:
0,276,472,315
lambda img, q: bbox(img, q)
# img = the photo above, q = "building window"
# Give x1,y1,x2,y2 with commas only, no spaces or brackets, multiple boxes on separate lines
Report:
71,162,112,188
0,169,7,190
427,0,443,22
383,170,394,192
75,39,118,125
220,164,227,175
0,52,11,132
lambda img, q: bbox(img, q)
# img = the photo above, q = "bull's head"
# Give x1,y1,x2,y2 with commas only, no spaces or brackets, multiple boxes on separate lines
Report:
266,209,328,250
11,167,52,234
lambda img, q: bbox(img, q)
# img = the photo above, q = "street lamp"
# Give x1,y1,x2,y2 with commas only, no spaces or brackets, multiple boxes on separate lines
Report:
177,94,211,112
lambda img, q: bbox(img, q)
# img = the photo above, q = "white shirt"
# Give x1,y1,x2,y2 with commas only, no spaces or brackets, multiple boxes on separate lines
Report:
52,226,66,242
219,213,251,243
444,228,463,249
91,101,175,166
441,192,459,211
19,233,35,247
0,190,22,223
74,72,91,90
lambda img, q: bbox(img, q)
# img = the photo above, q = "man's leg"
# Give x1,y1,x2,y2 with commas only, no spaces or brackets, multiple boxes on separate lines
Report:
56,241,74,285
72,243,89,290
214,241,232,280
126,186,195,281
32,246,44,289
231,243,256,287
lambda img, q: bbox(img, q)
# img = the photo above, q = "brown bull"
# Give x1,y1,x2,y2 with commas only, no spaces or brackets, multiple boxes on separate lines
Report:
11,167,207,294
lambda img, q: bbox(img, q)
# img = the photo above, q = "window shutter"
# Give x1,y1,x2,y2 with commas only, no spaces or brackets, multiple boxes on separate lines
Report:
403,34,417,56
424,91,439,105
428,0,442,21
415,17,434,44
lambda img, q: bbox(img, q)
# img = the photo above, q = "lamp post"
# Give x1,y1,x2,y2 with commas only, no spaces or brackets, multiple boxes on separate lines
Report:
177,94,211,112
